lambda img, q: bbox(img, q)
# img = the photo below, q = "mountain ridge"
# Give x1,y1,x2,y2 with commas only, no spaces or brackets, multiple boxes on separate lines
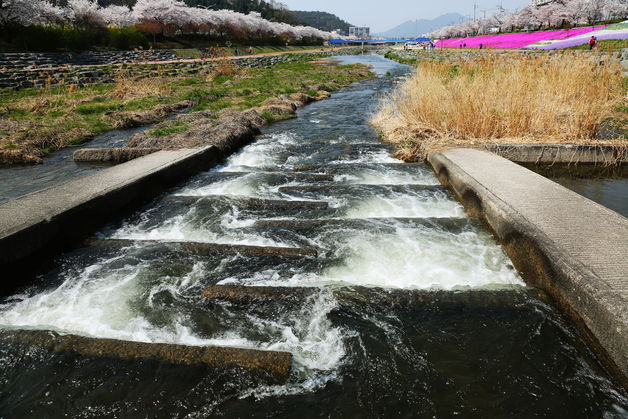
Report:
375,13,468,38
292,11,354,33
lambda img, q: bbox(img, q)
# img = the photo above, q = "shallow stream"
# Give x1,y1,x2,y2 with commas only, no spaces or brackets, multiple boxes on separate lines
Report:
0,55,626,418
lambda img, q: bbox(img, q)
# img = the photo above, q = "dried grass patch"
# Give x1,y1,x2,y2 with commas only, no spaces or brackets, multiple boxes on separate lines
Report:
373,53,627,161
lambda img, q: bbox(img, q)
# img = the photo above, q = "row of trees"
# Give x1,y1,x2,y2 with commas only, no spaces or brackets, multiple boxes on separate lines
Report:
0,0,337,42
430,0,627,39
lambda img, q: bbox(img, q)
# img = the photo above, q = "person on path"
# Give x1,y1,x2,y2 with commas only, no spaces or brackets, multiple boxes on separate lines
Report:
589,36,597,50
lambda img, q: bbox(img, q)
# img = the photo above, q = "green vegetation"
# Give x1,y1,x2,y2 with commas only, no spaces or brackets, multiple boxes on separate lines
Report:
148,121,190,137
0,59,373,164
291,11,353,33
384,51,417,65
566,39,628,51
172,45,331,59
0,25,149,53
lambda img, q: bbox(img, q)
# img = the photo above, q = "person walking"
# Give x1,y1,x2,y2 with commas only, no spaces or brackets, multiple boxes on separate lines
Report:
589,36,597,50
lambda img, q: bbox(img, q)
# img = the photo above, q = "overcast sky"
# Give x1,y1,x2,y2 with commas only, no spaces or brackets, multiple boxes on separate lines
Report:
281,0,530,32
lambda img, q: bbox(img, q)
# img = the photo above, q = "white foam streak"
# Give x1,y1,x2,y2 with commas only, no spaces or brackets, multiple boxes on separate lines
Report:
335,168,440,186
345,193,466,218
221,132,297,171
113,211,284,247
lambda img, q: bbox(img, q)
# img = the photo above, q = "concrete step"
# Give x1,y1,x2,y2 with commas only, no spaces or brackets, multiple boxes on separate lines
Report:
203,285,317,304
1,329,292,383
278,184,446,195
169,195,329,210
252,217,474,233
87,238,318,258
291,162,426,172
215,171,335,182
202,284,547,310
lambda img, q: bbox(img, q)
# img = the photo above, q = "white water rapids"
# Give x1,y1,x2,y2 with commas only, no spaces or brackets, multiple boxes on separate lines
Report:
0,57,524,398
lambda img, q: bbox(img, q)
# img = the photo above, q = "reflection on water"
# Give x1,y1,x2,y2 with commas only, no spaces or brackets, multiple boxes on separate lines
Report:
0,126,144,203
528,165,628,218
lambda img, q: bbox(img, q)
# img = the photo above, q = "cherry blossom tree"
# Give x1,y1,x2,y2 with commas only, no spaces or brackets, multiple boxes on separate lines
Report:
0,0,63,26
3,0,337,43
100,5,135,28
66,0,104,28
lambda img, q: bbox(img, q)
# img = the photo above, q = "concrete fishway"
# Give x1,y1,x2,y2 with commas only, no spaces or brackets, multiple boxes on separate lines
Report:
0,55,626,417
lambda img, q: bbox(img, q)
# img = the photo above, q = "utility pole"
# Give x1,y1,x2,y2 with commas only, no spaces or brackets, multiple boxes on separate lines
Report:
473,2,479,21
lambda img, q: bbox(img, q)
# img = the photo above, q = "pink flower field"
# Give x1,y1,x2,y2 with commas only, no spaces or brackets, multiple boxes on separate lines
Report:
435,26,607,49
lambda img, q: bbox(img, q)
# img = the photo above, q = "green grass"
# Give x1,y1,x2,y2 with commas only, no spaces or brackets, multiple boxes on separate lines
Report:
260,111,275,123
566,39,628,51
384,51,417,65
148,121,189,137
172,45,331,59
1,58,374,163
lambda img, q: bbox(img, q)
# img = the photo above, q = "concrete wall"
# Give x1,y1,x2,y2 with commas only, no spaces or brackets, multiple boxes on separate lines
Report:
428,148,628,389
0,147,221,290
482,144,627,165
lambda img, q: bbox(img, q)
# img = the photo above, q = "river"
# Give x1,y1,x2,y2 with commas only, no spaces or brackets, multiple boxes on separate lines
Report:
0,55,626,418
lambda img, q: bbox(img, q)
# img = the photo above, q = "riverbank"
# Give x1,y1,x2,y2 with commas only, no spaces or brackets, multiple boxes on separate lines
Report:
0,55,373,165
375,50,627,162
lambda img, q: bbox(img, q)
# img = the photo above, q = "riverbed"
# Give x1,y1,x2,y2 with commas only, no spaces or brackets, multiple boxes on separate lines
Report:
0,55,626,418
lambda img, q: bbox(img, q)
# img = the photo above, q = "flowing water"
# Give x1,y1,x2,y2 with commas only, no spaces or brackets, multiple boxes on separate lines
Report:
0,55,627,418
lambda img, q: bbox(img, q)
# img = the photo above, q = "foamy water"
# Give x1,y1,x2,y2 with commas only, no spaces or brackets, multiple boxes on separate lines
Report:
0,55,524,401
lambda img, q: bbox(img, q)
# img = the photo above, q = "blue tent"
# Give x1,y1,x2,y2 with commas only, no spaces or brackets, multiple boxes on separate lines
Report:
328,38,431,44
328,39,415,44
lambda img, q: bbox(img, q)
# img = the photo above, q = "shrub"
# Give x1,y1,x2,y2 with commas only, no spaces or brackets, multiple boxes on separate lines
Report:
0,25,148,52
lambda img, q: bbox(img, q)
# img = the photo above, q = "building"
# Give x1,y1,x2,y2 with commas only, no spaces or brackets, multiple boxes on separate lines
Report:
349,27,370,39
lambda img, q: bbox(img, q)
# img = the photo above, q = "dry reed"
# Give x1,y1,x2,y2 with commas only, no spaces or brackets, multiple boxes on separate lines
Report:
372,53,627,161
111,71,173,99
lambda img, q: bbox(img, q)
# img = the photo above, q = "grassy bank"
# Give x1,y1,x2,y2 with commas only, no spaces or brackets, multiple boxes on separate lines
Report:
373,53,627,161
0,60,373,165
566,39,628,52
172,45,333,59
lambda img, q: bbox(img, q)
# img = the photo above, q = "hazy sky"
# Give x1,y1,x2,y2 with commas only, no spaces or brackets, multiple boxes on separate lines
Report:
282,0,530,32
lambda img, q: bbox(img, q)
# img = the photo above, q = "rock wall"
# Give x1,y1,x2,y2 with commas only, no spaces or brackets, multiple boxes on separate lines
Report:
0,49,178,69
0,47,371,91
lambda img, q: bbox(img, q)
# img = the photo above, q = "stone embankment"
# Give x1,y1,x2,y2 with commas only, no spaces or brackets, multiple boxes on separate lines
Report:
0,49,179,68
0,47,371,90
428,148,628,388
